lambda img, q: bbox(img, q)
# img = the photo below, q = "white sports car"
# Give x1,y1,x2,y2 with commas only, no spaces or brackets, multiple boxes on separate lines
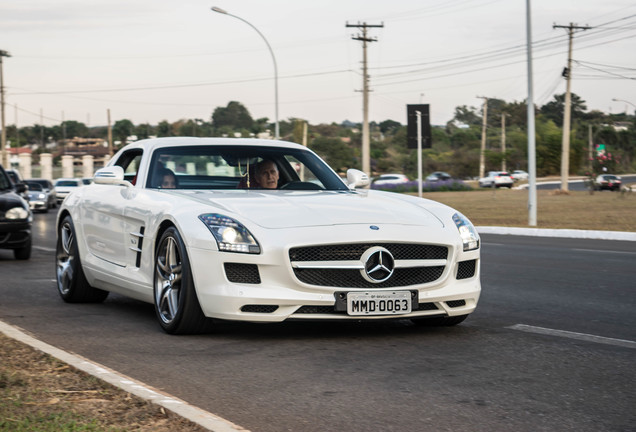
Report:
56,137,481,334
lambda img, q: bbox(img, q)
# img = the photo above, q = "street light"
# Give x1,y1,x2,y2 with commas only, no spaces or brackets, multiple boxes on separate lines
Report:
612,98,636,112
211,6,279,139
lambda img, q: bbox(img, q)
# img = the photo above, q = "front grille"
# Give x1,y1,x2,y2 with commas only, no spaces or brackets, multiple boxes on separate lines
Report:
290,243,448,289
241,305,278,313
418,302,439,311
290,243,448,261
295,305,340,314
456,260,476,280
224,263,261,284
294,266,444,288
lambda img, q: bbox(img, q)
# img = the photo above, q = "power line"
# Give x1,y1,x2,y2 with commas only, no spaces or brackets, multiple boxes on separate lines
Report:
10,69,355,96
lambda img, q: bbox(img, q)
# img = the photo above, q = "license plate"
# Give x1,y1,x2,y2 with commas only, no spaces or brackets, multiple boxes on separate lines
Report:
347,291,412,316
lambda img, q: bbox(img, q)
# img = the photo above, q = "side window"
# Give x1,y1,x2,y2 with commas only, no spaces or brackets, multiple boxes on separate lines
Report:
284,155,319,185
114,150,143,184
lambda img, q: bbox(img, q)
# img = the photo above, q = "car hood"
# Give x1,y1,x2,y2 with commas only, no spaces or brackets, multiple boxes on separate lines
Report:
0,190,26,211
170,189,444,229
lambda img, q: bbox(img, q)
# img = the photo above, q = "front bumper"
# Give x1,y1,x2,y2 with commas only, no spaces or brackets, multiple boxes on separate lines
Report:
0,221,32,250
187,224,481,323
29,200,47,211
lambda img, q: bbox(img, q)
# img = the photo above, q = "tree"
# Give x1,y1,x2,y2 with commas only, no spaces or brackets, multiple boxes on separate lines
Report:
540,93,587,126
309,136,355,173
113,119,134,147
135,123,154,140
57,120,89,139
451,105,481,126
156,121,174,137
378,119,401,134
211,101,254,131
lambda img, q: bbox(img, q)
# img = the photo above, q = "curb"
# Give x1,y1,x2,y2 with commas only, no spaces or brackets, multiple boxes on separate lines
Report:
0,320,248,432
477,226,636,242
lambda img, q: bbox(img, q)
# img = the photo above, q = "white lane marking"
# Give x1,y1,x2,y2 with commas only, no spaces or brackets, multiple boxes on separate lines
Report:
33,246,56,252
0,320,249,432
508,324,636,349
572,248,636,255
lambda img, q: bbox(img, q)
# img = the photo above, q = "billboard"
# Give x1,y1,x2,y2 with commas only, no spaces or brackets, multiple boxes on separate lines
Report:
407,104,432,149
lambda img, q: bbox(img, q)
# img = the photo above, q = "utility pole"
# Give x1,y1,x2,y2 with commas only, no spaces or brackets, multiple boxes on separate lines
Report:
107,109,113,156
553,22,590,191
346,21,383,177
526,0,537,226
588,124,593,172
501,113,507,172
477,96,488,179
0,50,10,168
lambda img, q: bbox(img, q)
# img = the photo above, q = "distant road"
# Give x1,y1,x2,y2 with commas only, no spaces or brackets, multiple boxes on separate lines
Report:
520,174,636,191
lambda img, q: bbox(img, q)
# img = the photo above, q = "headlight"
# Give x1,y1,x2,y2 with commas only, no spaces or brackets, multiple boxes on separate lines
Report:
38,193,46,199
452,212,479,251
6,206,29,220
199,213,260,254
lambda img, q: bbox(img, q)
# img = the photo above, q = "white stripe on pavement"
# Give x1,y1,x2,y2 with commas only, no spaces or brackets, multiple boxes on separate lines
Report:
508,324,636,349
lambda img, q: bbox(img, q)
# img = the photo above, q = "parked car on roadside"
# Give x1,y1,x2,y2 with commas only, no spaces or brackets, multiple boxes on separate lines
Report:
25,179,57,210
478,171,514,188
426,171,452,182
372,173,409,186
55,137,481,334
0,164,32,260
594,174,622,191
54,178,84,204
511,170,529,181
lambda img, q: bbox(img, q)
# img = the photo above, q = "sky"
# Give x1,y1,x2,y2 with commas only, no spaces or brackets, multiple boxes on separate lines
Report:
1,0,635,130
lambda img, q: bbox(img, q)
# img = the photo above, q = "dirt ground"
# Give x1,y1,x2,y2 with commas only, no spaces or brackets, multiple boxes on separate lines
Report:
0,333,208,431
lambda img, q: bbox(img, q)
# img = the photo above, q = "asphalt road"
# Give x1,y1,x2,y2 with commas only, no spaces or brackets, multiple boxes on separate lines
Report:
1,211,635,432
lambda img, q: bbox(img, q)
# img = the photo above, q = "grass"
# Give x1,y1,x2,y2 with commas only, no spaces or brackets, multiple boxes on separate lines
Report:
0,333,207,432
419,188,636,232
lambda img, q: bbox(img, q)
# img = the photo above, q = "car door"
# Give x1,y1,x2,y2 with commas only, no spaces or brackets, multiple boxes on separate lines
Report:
80,150,143,267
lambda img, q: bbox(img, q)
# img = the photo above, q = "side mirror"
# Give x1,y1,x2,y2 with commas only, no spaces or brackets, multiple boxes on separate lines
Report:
94,166,131,187
14,183,28,194
346,169,370,189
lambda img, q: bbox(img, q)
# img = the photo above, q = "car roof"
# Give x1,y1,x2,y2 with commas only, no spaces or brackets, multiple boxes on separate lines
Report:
112,137,308,159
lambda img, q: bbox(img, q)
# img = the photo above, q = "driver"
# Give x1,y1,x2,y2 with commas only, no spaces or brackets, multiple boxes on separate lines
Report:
254,159,279,189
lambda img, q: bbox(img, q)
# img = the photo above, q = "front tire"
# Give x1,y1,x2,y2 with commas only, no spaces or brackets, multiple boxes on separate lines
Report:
14,237,31,260
56,215,109,303
154,227,212,334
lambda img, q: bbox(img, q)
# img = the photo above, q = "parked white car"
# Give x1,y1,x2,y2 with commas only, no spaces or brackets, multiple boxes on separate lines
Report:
478,171,514,188
372,173,410,186
511,170,529,181
56,138,481,334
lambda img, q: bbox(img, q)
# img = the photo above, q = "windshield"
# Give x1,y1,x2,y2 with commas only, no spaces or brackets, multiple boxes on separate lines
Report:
26,182,43,191
56,180,80,187
0,169,11,190
147,145,349,191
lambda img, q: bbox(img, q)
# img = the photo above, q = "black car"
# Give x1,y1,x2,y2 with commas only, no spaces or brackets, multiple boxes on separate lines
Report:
426,171,452,182
0,164,32,259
